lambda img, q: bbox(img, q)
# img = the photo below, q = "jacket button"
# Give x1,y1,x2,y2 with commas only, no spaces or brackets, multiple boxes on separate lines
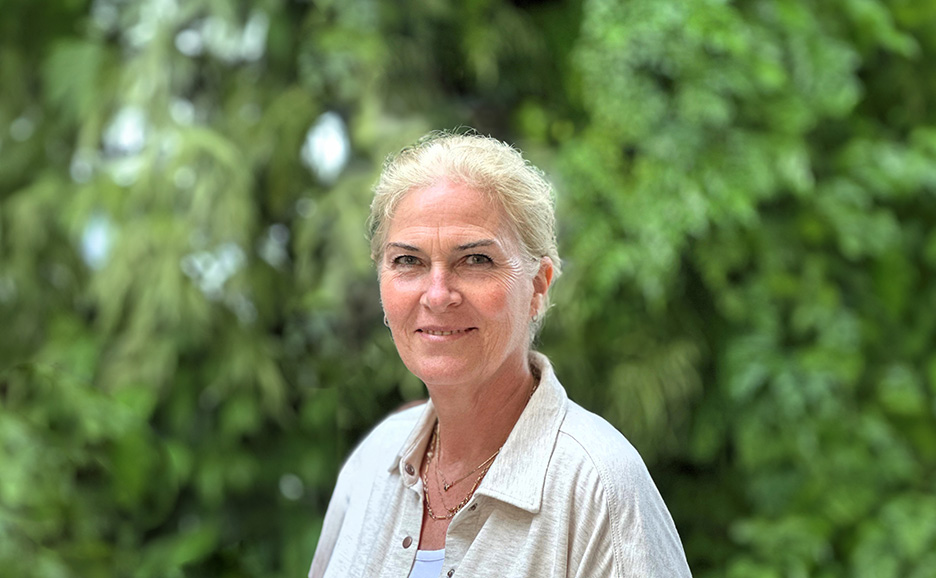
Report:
402,536,413,549
447,569,455,577
404,463,415,475
469,504,477,511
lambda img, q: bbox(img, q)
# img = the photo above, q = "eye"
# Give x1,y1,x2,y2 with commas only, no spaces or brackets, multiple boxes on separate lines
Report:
392,255,421,267
465,254,493,266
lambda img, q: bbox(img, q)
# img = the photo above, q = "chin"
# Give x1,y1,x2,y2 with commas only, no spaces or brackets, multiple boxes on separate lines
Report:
403,356,481,388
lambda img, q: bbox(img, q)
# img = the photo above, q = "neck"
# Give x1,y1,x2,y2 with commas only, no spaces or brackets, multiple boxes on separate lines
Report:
427,352,536,472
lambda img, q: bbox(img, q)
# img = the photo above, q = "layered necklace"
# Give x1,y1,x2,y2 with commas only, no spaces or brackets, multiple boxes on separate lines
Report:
421,376,540,521
422,422,496,520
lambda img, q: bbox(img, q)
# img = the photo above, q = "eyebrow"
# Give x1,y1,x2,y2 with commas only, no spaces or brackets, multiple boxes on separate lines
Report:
456,240,496,251
385,239,497,253
386,242,421,253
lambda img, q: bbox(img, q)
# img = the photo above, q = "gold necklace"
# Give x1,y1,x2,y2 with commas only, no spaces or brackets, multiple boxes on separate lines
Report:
435,423,501,492
422,425,492,520
421,375,540,520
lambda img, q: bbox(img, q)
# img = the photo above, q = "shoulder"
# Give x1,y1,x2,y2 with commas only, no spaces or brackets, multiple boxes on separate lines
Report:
337,403,425,481
349,403,424,460
544,400,658,526
555,401,649,488
550,401,692,577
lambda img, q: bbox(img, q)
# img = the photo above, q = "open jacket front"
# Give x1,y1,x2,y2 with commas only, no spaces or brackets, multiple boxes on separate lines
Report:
309,353,692,578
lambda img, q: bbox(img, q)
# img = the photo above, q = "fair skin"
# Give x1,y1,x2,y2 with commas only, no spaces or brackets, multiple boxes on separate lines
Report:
379,179,553,550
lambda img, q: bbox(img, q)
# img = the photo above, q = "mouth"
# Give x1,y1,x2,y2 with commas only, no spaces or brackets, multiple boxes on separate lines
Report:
417,328,476,337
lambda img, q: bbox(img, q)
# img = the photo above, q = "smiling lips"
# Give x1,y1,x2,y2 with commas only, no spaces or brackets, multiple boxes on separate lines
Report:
417,328,476,337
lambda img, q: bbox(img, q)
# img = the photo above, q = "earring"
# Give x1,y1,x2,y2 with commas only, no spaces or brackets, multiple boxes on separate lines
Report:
383,315,390,327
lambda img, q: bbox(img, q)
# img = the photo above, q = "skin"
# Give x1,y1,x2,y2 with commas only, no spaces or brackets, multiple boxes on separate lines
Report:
379,179,554,550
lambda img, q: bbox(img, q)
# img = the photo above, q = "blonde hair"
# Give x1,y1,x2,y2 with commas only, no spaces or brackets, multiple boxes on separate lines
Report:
368,130,562,335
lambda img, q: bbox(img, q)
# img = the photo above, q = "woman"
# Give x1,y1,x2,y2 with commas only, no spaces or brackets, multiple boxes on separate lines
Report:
309,132,691,577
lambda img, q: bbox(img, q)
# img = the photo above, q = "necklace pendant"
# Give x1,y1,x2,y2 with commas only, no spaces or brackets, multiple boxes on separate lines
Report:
443,482,451,492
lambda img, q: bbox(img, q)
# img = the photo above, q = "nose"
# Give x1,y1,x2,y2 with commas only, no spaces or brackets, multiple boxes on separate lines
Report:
420,266,462,311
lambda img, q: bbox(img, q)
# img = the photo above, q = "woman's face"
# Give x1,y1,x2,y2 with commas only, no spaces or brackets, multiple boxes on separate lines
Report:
379,180,551,389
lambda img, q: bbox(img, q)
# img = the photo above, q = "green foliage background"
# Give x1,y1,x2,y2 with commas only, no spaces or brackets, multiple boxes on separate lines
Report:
1,0,934,576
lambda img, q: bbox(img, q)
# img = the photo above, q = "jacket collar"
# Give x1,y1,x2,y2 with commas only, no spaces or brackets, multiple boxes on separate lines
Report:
388,352,568,514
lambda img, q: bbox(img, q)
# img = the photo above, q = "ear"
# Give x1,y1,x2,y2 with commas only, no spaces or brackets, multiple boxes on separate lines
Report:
530,257,555,318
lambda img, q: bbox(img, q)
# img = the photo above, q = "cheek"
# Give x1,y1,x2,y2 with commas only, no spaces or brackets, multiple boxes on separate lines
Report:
483,275,533,323
380,274,421,316
379,278,401,315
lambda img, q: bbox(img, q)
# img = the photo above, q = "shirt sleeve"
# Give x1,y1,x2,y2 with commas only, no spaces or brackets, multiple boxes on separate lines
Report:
307,406,425,578
567,489,616,578
562,430,692,578
308,455,354,578
607,449,692,577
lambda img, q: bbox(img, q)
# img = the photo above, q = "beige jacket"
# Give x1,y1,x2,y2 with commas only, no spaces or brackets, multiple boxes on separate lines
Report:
309,353,692,577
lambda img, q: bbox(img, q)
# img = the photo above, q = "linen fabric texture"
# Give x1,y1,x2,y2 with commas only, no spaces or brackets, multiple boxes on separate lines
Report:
309,353,692,578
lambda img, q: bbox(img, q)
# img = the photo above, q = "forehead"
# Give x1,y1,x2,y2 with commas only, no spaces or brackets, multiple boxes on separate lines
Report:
386,180,512,242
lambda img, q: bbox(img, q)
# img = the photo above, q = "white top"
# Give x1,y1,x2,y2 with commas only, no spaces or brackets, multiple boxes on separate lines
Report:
309,353,692,578
407,549,445,578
